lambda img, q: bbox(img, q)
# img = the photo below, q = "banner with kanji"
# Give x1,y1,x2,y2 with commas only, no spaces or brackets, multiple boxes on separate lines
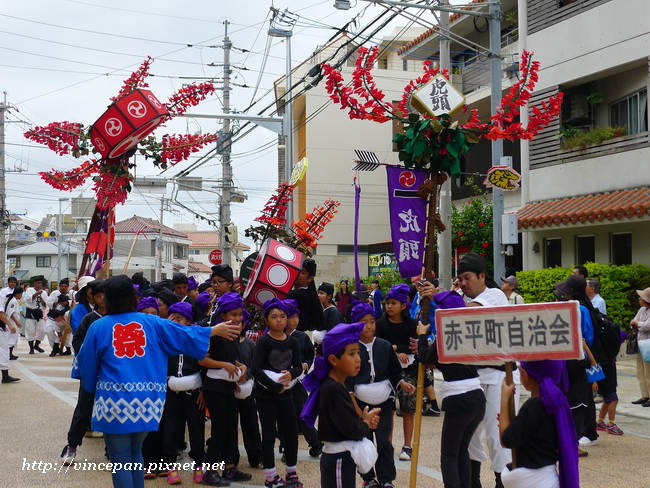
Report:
386,166,427,278
435,301,582,364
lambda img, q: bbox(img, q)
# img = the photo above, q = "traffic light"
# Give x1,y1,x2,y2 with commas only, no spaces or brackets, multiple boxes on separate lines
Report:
36,231,56,238
224,224,238,246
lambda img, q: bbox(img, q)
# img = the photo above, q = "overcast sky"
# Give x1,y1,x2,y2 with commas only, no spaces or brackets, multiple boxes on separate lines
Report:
1,0,449,247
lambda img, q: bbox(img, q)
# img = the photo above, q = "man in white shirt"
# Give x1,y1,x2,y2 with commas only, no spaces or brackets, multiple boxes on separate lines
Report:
0,276,18,304
586,278,607,314
457,252,511,488
24,276,49,354
47,278,71,309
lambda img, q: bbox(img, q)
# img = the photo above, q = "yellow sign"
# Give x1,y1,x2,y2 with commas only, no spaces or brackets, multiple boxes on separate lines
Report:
290,157,308,186
483,166,522,191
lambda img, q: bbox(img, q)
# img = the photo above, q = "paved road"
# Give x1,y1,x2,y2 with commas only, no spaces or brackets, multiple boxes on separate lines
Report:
2,345,650,487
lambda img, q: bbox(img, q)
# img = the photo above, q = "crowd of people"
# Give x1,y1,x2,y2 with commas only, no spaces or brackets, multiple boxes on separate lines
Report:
0,252,648,488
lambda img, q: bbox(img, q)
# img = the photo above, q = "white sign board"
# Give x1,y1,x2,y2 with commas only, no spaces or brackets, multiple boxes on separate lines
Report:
411,74,466,118
435,301,582,364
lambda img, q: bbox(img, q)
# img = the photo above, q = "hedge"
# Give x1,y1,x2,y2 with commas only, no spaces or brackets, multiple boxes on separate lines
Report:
517,263,650,331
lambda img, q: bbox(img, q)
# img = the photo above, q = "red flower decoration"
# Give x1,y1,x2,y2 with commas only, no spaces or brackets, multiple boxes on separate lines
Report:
482,242,489,248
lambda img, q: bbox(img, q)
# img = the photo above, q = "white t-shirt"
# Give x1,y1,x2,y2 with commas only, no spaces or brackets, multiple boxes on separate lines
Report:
467,287,508,307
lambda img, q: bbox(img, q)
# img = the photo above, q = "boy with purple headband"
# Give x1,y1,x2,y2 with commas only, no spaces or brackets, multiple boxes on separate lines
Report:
350,301,414,488
499,360,579,488
301,321,381,488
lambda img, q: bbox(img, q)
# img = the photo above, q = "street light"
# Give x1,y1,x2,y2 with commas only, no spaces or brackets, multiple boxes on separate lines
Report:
57,197,69,283
269,8,296,227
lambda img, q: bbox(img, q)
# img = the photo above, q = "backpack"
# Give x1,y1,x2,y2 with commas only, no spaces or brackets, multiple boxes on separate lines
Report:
591,309,622,362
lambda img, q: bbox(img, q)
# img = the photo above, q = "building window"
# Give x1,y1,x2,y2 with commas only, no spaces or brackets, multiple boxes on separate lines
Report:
174,244,187,260
9,256,20,268
36,256,51,267
188,249,201,255
575,235,595,265
402,59,408,71
379,58,388,70
610,89,648,135
337,245,368,255
610,233,632,265
544,238,562,268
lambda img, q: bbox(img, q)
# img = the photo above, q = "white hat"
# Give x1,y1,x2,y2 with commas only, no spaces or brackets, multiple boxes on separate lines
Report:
77,276,95,291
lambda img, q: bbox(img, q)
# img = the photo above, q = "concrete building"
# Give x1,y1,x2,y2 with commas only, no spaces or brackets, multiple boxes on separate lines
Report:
7,240,81,285
111,216,191,282
395,0,650,271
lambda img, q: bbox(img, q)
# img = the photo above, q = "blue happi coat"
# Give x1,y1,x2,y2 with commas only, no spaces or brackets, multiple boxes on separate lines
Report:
72,312,210,434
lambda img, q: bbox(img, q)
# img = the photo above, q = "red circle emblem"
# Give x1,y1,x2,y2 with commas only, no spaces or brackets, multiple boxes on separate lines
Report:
399,171,416,188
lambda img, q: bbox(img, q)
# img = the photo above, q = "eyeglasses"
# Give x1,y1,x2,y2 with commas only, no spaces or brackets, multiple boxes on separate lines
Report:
212,280,228,285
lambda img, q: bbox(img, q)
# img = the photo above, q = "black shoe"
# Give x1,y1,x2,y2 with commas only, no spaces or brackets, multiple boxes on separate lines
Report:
223,467,252,482
60,347,72,356
34,341,45,353
423,407,441,417
1,374,20,383
248,460,262,469
49,343,61,357
9,347,18,360
201,470,231,486
632,397,649,404
28,341,35,354
643,400,650,407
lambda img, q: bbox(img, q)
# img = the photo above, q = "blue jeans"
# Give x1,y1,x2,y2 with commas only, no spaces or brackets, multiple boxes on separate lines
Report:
104,432,148,488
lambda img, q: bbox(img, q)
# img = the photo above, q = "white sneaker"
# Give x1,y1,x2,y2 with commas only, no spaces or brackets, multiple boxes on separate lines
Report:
399,446,412,461
578,436,598,446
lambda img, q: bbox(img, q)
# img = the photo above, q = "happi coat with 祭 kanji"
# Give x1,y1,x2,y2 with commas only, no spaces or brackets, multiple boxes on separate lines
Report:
72,312,210,434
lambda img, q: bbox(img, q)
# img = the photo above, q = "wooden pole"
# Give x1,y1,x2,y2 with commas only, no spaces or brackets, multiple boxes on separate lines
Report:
409,175,439,488
122,231,140,274
103,208,112,278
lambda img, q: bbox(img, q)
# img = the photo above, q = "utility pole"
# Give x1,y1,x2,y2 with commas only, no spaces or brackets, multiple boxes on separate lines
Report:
220,20,233,267
157,196,164,281
488,0,506,282
0,94,8,284
437,0,452,289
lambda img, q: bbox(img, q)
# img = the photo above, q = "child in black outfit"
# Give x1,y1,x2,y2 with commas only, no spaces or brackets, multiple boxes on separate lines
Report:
252,298,304,488
499,360,579,488
375,283,418,461
349,300,414,488
301,321,381,488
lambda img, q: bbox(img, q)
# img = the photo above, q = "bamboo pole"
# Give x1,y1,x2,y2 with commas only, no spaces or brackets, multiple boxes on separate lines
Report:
505,362,517,468
122,230,140,274
409,175,439,488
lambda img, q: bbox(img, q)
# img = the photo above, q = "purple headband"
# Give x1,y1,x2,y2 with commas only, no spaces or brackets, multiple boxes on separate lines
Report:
168,302,194,322
386,283,410,305
300,322,364,429
263,297,292,318
196,291,211,313
433,290,466,309
187,276,198,291
137,296,159,312
284,299,300,317
520,360,578,488
216,292,244,316
350,300,375,323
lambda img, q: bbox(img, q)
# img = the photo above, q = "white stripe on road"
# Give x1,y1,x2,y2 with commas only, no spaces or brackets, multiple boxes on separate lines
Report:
12,360,77,408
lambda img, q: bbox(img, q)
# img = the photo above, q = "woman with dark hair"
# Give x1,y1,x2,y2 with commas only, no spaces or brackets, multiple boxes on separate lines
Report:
334,279,352,317
74,275,240,488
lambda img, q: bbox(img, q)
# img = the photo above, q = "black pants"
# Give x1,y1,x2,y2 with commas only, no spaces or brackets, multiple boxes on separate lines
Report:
279,383,319,448
163,389,205,465
440,403,486,488
142,417,165,470
256,394,298,469
321,451,357,488
583,382,598,441
357,398,395,484
571,405,586,442
204,389,238,466
67,382,95,447
235,395,262,467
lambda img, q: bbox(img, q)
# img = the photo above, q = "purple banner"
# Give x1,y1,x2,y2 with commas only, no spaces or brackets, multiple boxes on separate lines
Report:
386,166,427,278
